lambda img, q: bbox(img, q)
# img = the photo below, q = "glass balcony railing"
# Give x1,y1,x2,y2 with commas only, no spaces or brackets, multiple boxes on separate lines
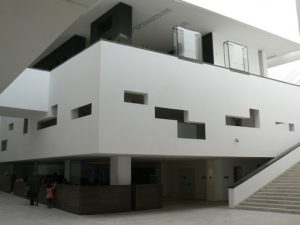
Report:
173,26,203,62
223,41,249,73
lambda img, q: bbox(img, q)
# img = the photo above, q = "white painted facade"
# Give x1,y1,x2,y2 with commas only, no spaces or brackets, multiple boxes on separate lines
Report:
0,40,300,163
0,68,49,117
1,0,300,205
0,43,101,162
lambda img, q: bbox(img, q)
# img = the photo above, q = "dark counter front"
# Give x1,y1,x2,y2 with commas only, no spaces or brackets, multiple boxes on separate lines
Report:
13,182,27,198
132,184,163,211
79,185,131,214
54,185,81,214
0,175,14,193
11,183,162,214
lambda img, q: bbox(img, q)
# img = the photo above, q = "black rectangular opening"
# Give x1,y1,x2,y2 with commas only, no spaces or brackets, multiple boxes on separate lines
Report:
226,109,260,128
155,107,184,122
226,117,243,126
202,32,214,64
1,140,7,151
23,119,29,134
124,91,147,104
178,122,206,139
154,107,206,140
72,104,92,119
37,117,57,130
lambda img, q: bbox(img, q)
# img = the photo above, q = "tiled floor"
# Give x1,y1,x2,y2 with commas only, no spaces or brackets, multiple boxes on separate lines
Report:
1,192,300,225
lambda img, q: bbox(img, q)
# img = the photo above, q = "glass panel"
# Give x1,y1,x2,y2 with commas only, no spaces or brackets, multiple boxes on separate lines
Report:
173,26,202,61
224,41,249,73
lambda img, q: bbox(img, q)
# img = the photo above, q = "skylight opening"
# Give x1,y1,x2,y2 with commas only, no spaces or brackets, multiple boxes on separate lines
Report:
183,0,300,42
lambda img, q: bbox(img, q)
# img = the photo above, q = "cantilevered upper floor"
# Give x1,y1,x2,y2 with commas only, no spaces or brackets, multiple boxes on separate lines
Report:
1,40,300,162
1,1,300,162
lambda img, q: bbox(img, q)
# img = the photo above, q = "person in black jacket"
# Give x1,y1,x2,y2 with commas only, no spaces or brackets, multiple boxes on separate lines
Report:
26,173,41,206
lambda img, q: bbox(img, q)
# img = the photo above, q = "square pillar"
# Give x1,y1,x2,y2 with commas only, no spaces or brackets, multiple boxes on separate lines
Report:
64,160,71,182
258,50,268,77
110,156,131,185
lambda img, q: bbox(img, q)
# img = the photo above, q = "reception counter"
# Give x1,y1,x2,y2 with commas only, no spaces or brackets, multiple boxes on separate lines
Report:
0,175,14,193
11,183,163,214
132,184,163,210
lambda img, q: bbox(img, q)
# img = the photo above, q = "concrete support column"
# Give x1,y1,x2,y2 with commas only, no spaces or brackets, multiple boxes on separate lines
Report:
64,160,71,182
110,156,131,185
206,159,225,201
33,162,39,175
258,50,268,77
70,161,82,185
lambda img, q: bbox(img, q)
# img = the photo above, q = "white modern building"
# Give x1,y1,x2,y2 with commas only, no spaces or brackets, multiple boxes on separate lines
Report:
1,0,300,214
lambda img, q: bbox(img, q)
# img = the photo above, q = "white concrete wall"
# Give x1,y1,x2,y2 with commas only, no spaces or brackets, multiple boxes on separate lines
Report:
0,41,102,162
0,68,49,117
229,146,300,208
1,41,300,162
98,41,300,158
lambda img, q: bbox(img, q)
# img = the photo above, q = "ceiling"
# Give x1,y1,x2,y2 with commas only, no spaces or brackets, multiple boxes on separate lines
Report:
2,0,300,93
35,0,300,64
0,0,98,93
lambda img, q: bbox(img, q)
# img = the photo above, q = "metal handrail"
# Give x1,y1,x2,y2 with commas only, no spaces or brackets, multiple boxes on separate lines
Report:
230,142,300,188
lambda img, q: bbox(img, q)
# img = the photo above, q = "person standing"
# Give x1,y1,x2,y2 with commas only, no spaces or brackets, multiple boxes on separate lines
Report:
26,173,41,206
46,182,56,208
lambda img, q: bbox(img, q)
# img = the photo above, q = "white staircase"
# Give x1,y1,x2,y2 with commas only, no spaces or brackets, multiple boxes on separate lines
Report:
238,162,300,214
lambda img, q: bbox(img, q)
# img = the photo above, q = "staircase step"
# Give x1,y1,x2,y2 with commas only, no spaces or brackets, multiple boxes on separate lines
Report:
237,205,300,214
274,177,300,180
264,185,300,188
246,198,300,205
269,182,300,185
255,192,300,197
265,186,300,190
271,182,300,185
250,195,300,201
236,161,300,214
240,201,300,210
262,188,300,192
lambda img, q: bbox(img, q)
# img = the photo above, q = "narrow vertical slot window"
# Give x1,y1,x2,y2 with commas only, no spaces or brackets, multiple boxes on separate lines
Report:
23,119,29,134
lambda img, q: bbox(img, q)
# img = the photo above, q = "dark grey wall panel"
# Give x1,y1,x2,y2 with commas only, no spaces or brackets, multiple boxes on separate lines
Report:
90,2,132,44
202,33,214,64
33,35,86,71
